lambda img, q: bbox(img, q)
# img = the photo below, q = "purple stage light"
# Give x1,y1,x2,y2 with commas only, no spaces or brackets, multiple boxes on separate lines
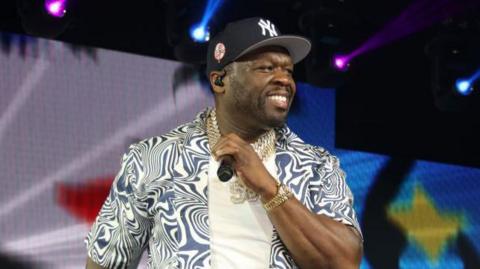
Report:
333,55,350,71
45,0,67,18
348,0,480,61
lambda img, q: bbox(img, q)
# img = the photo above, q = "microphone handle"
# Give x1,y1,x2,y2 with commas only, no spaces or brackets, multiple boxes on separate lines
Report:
217,155,234,182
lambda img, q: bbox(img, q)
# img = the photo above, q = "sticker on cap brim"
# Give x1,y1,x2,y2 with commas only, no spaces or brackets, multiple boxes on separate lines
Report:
214,43,226,63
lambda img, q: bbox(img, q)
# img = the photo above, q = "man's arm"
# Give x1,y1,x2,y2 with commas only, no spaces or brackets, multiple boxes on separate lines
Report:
261,185,363,269
86,256,107,269
213,133,363,269
85,142,154,269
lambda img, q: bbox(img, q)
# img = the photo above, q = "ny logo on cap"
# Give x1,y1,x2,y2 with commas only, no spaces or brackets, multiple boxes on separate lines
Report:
258,19,278,37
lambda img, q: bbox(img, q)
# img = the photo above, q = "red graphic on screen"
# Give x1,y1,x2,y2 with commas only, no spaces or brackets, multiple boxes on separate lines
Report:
56,176,114,223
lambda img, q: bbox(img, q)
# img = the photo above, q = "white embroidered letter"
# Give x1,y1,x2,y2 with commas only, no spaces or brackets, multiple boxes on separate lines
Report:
258,19,278,37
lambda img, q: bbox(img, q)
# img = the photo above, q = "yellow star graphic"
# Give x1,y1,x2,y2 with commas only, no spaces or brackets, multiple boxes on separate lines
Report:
387,184,465,261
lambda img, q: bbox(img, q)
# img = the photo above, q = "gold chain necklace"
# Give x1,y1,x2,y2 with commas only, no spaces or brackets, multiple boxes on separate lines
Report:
206,108,276,204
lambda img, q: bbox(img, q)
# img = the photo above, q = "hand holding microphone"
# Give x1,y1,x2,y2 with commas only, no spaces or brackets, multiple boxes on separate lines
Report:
213,133,277,199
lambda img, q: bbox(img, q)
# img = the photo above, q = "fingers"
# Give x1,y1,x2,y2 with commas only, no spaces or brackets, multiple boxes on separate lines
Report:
213,144,240,161
213,133,244,150
212,133,250,160
211,133,273,194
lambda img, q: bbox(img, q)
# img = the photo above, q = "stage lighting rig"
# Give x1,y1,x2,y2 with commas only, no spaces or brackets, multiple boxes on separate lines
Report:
17,0,74,38
165,0,210,64
425,15,480,112
298,3,361,88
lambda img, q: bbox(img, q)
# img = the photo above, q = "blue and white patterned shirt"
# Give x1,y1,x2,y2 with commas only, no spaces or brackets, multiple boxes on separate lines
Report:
85,108,361,269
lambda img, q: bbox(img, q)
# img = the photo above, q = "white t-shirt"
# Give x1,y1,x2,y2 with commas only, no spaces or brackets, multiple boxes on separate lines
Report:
208,154,277,269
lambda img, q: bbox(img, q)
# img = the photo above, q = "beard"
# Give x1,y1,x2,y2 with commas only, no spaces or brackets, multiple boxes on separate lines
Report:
230,78,288,128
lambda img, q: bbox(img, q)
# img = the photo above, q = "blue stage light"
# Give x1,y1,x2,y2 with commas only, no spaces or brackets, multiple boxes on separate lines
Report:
455,79,472,96
189,0,222,43
455,69,480,96
190,24,210,42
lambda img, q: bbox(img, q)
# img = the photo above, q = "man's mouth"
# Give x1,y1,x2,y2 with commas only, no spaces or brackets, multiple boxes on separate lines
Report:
267,95,289,109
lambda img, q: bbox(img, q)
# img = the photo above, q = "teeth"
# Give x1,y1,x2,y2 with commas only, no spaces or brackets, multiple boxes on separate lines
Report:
268,95,287,103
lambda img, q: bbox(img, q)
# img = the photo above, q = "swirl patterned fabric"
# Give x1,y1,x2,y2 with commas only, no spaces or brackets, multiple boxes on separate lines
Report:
85,108,361,269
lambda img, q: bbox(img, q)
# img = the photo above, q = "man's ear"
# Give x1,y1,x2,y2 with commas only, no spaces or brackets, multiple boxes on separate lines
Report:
209,71,226,94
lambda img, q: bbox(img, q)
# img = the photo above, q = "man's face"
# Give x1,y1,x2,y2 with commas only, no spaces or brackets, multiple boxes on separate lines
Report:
223,46,296,129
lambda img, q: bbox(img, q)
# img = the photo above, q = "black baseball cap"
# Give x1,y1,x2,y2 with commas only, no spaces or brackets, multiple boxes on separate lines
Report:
206,17,311,76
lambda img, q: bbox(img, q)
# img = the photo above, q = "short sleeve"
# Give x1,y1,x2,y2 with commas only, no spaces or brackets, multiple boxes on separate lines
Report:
85,144,153,268
310,155,362,238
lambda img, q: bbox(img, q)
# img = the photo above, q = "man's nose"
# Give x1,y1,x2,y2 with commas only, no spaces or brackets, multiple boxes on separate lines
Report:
272,69,293,86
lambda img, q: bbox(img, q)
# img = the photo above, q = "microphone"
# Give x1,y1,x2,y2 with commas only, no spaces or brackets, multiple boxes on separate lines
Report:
217,155,235,182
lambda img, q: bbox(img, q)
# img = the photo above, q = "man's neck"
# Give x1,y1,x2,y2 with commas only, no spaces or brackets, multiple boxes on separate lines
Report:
214,107,266,144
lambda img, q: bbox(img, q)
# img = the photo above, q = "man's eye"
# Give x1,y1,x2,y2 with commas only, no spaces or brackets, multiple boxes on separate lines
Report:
259,66,273,71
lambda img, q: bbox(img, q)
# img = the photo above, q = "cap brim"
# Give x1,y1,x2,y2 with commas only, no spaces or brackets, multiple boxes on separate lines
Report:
235,35,311,64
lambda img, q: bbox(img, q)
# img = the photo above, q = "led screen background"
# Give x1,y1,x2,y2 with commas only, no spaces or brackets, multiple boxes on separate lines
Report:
1,33,479,268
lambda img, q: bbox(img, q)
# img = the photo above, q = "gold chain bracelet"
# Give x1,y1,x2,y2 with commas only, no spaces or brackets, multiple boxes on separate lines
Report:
263,182,293,211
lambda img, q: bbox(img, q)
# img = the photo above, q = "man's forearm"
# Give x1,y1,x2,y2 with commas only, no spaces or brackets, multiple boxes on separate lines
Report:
262,186,363,269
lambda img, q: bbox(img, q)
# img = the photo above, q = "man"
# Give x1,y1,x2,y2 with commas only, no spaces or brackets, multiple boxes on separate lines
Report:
86,17,362,269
